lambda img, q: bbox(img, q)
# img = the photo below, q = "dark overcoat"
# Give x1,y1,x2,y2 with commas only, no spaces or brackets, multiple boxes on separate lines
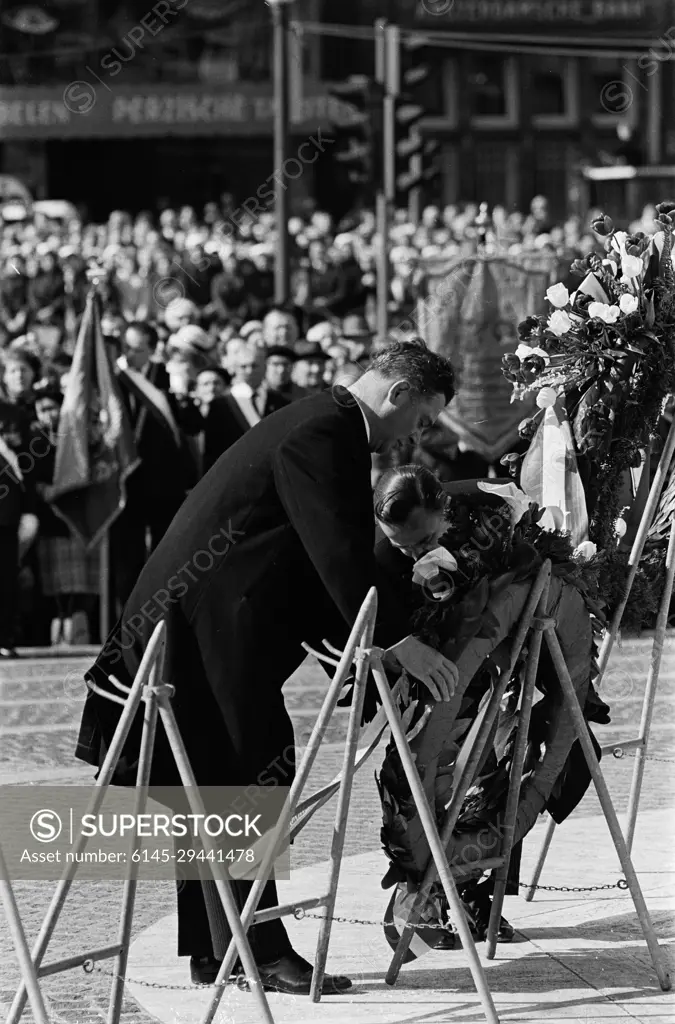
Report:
76,388,408,789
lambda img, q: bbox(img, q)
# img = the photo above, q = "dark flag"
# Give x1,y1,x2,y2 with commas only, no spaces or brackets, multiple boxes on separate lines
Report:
49,288,139,549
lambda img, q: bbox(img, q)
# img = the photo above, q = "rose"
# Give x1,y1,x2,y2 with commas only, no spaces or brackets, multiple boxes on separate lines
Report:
546,283,569,308
547,310,572,337
588,301,620,324
620,254,643,280
619,293,638,314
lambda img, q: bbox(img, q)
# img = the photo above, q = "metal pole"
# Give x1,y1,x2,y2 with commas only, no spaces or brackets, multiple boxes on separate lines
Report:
310,603,375,1001
370,658,501,1024
0,845,50,1024
625,516,675,852
375,18,389,343
272,0,292,304
544,627,671,992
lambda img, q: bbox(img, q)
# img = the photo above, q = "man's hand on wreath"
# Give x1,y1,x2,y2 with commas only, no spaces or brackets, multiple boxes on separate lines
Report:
386,636,457,702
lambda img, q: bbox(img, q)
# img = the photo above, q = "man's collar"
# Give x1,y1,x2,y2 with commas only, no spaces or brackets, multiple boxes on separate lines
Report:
336,385,372,449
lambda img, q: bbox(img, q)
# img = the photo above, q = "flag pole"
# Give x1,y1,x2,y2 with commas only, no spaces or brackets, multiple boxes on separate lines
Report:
86,264,110,645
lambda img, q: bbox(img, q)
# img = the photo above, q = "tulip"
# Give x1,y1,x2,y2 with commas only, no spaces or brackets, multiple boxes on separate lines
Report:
574,541,597,560
621,254,643,280
619,293,638,314
546,282,570,308
588,301,620,324
548,310,572,337
536,387,558,409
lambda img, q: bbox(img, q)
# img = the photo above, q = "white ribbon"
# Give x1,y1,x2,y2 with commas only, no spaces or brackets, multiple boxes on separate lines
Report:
411,547,458,585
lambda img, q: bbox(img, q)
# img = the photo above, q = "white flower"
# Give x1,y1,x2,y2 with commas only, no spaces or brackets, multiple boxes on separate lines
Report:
548,310,572,337
546,283,569,308
515,343,549,364
619,293,638,314
536,387,559,409
539,506,568,532
610,231,628,258
601,258,619,277
574,540,597,560
588,301,620,324
620,254,643,281
477,481,530,526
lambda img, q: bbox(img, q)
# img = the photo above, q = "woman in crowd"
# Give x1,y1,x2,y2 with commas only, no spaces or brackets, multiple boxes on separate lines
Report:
32,382,99,645
1,346,41,418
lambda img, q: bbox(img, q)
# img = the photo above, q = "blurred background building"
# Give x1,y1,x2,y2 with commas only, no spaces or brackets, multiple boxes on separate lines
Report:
0,0,672,219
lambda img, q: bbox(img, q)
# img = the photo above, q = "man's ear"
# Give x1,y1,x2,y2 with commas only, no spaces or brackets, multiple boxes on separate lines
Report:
387,379,412,406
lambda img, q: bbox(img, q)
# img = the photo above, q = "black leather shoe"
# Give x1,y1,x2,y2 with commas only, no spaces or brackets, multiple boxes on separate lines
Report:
256,950,352,995
434,927,460,950
0,647,18,659
190,955,222,985
466,905,515,943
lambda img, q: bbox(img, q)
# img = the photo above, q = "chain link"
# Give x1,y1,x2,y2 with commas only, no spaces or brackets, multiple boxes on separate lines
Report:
83,960,243,991
610,749,675,765
79,875,628,992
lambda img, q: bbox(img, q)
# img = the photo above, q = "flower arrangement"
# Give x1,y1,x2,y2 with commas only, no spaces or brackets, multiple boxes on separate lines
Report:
502,204,675,554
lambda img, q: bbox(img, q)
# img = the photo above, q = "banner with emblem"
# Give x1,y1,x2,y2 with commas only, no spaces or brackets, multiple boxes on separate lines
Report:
416,253,562,462
48,288,139,549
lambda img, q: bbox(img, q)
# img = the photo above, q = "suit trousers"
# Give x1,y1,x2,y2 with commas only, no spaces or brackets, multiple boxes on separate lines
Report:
176,875,291,964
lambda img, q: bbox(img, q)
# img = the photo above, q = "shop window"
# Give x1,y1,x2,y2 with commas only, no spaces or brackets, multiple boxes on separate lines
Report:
468,55,518,128
530,56,579,127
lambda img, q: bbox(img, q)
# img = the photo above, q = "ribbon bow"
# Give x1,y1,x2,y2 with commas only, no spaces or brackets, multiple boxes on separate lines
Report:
412,547,458,585
477,480,531,527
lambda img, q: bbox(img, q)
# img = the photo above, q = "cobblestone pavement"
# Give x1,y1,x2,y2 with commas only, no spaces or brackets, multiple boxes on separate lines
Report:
0,637,673,1024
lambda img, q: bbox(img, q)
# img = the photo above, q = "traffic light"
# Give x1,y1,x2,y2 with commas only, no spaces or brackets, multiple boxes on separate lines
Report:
394,41,441,205
329,75,384,196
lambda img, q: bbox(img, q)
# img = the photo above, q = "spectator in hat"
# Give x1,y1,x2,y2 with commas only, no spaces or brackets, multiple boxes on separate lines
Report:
305,320,336,352
292,342,329,396
339,313,373,363
264,345,306,404
240,320,265,346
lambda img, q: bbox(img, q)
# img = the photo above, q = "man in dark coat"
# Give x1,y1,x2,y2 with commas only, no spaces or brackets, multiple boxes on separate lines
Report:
75,340,457,994
109,321,203,609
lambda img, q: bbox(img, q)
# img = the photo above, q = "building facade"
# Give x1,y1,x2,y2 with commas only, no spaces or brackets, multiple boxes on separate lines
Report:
0,0,672,216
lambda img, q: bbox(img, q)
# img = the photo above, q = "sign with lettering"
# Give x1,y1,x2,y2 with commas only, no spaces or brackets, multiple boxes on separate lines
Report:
0,84,355,140
414,0,661,31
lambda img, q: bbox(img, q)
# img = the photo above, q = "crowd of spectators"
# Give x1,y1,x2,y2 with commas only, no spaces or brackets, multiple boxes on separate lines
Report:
0,193,655,653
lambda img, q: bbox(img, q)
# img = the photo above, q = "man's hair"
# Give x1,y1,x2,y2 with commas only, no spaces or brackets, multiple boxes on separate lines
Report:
368,338,455,403
125,321,158,351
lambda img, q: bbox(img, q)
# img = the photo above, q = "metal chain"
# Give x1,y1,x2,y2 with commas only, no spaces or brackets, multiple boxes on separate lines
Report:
83,960,242,992
610,749,675,764
80,876,628,991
